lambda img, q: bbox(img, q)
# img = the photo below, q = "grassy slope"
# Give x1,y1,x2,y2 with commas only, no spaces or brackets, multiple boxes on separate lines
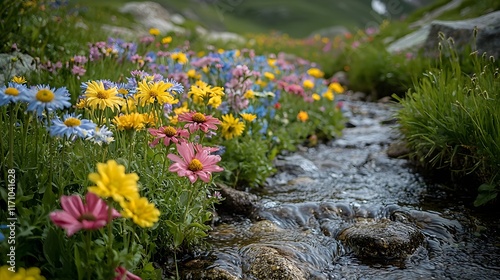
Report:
73,0,436,37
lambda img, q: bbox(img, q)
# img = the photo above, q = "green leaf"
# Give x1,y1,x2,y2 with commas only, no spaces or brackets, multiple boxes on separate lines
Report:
43,228,62,267
74,245,83,280
474,184,498,207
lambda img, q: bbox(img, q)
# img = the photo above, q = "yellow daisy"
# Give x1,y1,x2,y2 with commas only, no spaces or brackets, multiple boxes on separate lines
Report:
323,90,335,101
220,114,245,140
120,197,160,228
85,81,124,111
307,68,324,78
88,160,140,203
240,113,257,122
135,79,178,106
113,113,145,131
328,82,345,94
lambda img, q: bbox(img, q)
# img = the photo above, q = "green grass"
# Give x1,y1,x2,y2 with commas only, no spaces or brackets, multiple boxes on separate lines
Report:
395,38,500,206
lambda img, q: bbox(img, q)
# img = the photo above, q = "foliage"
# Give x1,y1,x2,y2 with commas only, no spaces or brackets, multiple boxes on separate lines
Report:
394,35,500,206
0,1,345,279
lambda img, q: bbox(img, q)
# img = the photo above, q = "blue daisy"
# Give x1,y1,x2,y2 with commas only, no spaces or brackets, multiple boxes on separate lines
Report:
86,125,114,145
49,113,96,139
26,84,71,116
0,82,29,106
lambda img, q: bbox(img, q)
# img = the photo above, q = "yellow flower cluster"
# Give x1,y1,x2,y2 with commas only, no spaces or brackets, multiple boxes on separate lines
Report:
0,265,46,280
88,160,160,228
188,81,225,108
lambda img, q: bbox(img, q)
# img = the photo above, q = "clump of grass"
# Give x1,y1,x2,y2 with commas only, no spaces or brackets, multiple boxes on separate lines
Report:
395,34,500,206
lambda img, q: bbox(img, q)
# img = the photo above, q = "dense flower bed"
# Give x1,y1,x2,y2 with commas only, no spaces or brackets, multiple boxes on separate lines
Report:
0,27,345,279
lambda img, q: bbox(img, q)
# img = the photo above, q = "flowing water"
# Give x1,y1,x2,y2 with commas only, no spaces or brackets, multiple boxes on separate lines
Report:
180,100,500,280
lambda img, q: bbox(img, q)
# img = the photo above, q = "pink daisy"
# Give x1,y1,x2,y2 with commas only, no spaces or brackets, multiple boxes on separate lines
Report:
167,142,224,183
148,126,189,148
50,192,121,236
177,111,220,133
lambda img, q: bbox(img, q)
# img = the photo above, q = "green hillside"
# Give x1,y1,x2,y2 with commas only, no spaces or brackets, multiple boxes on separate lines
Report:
118,0,437,37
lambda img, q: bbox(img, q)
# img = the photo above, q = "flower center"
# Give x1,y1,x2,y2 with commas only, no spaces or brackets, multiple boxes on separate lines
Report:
5,87,19,96
188,159,203,172
96,90,109,99
64,117,81,127
148,90,159,98
163,126,177,137
36,89,55,102
78,213,97,222
192,113,206,123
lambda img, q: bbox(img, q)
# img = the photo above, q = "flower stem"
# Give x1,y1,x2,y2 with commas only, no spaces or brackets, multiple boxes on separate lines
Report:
8,103,15,168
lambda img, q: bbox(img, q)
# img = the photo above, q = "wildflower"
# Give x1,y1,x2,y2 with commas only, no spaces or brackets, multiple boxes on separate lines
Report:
186,69,200,79
323,90,335,101
178,111,220,133
297,111,309,122
86,125,115,145
75,98,86,109
312,93,321,101
307,68,324,78
11,76,27,84
0,265,46,280
88,160,140,203
149,126,189,148
240,113,257,122
207,95,222,108
263,72,275,80
120,197,160,228
85,80,124,111
142,112,157,127
168,103,190,125
50,192,120,237
0,82,28,106
49,113,96,139
171,52,188,64
161,36,172,44
303,80,314,89
113,113,145,131
328,82,344,93
220,114,245,140
121,98,137,113
168,142,224,183
115,266,142,280
135,79,178,106
149,28,160,36
25,85,71,115
244,90,255,99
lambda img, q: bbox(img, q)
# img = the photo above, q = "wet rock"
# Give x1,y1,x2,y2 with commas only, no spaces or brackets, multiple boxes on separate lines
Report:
180,258,241,280
241,244,308,280
216,184,260,217
387,140,411,158
337,219,424,261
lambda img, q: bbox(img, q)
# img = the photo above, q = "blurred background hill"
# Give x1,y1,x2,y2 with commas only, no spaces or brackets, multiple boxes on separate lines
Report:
76,0,437,37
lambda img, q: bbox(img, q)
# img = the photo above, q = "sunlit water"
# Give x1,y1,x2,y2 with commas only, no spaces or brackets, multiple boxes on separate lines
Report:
180,100,500,279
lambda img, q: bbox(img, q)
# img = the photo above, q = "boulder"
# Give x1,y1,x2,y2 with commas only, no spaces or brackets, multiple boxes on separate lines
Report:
0,52,36,85
387,10,500,58
423,10,500,58
337,219,424,261
119,1,186,34
216,184,260,217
